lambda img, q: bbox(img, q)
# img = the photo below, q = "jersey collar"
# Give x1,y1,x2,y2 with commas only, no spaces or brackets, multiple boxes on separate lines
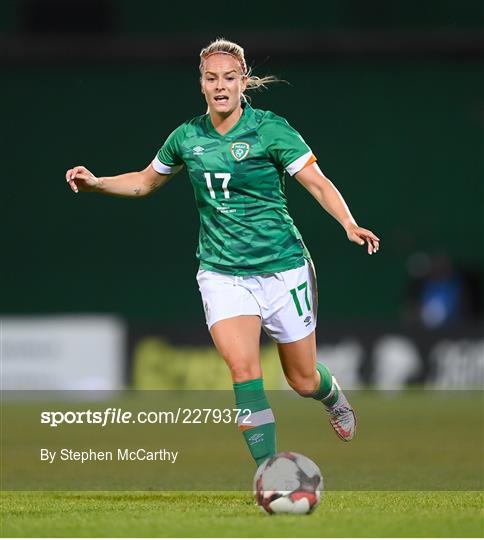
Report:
205,102,253,139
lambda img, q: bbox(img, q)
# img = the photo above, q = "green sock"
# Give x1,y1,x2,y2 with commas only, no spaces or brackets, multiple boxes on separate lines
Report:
233,378,276,466
312,362,339,407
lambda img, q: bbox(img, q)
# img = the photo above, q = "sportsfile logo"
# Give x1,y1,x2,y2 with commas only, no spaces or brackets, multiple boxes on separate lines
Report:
40,407,253,426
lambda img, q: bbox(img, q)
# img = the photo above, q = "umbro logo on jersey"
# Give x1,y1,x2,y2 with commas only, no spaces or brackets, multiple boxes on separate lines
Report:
193,145,205,156
230,142,250,161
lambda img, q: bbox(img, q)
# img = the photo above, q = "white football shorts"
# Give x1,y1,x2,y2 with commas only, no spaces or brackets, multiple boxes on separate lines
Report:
196,260,318,344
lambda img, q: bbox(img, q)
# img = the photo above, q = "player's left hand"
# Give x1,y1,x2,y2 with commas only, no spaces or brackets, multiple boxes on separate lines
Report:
346,224,380,255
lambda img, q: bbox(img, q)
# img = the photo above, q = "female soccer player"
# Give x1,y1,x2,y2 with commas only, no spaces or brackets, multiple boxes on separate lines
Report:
66,38,380,466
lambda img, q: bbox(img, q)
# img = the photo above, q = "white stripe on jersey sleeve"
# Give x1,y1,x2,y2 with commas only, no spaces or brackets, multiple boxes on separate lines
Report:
152,155,174,175
286,150,313,176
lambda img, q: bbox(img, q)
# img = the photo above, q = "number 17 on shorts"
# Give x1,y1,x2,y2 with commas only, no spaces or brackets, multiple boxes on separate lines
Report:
266,259,318,343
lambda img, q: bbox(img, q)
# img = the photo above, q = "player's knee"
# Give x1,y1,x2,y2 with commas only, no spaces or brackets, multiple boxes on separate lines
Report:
230,366,260,383
227,359,260,383
285,374,318,397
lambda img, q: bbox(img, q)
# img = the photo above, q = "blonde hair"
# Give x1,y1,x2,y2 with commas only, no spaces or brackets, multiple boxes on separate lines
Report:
199,38,280,92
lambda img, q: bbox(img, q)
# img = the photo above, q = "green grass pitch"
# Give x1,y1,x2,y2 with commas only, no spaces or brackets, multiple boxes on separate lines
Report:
2,391,482,536
1,490,482,537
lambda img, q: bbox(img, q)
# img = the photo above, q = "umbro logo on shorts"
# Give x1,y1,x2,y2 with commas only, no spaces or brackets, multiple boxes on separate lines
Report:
304,316,312,327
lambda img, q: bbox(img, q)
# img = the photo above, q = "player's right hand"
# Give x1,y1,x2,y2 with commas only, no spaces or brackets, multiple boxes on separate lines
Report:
65,165,99,193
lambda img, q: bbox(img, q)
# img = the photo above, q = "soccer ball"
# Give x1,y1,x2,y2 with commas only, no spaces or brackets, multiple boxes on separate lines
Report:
253,452,323,515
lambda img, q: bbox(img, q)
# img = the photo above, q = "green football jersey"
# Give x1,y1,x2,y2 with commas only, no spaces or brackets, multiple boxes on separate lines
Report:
153,103,315,275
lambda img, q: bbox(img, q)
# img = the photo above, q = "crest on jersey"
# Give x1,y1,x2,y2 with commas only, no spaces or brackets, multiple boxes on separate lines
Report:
230,142,250,161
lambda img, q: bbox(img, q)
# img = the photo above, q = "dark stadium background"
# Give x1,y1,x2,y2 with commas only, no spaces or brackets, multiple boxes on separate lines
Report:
2,0,483,388
2,5,483,535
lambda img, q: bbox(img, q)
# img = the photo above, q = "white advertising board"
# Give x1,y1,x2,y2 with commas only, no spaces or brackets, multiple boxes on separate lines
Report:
1,316,125,390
